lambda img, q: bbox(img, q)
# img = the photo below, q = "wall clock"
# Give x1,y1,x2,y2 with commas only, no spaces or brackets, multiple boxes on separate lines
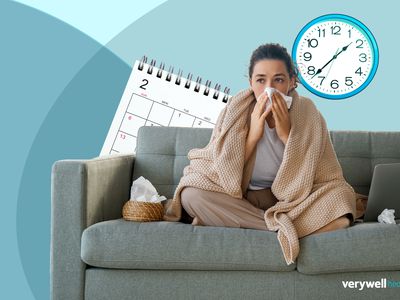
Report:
292,14,379,99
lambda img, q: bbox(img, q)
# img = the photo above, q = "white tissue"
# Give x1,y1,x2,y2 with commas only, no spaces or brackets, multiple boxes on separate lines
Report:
264,87,292,109
377,208,396,224
130,176,167,203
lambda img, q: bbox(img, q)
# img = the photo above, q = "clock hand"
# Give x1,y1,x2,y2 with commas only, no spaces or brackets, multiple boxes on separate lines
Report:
325,48,339,80
311,42,353,79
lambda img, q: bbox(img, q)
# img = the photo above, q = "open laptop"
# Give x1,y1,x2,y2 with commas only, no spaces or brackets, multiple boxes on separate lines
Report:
363,163,400,222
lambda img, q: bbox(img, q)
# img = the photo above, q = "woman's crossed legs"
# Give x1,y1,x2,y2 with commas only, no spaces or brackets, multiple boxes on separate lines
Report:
180,186,276,231
180,186,350,233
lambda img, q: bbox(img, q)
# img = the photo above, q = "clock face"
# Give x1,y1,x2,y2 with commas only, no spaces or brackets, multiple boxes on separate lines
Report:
292,14,379,99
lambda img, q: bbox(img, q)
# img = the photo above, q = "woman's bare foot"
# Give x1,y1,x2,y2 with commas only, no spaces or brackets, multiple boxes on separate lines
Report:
311,216,350,234
192,217,201,226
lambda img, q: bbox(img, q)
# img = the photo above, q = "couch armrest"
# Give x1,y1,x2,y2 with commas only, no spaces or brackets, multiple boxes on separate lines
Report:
50,154,135,300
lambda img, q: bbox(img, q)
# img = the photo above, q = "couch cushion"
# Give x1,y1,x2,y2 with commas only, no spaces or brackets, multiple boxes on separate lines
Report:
131,127,400,202
297,221,400,274
81,218,296,271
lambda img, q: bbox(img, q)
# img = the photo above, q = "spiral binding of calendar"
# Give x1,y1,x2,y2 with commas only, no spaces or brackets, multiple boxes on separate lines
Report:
138,55,231,103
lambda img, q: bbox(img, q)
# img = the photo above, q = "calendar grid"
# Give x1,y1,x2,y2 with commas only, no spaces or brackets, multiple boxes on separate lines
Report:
109,92,136,155
130,92,217,124
100,57,231,156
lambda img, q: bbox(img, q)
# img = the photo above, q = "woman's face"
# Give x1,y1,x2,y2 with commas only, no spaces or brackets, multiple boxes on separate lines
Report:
249,59,295,99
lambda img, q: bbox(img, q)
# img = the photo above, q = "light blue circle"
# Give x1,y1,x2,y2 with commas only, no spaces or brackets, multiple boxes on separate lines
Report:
10,2,164,300
292,13,379,100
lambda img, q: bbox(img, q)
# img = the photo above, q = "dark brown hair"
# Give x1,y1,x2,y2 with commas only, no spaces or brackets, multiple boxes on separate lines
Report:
248,43,300,90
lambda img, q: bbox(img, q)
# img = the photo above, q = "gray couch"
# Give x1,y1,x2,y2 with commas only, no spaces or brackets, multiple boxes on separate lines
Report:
51,126,400,300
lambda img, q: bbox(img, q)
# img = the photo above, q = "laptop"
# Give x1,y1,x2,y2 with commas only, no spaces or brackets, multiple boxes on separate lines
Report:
363,163,400,222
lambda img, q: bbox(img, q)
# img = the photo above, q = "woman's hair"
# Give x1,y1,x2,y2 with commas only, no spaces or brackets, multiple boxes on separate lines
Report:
248,43,300,90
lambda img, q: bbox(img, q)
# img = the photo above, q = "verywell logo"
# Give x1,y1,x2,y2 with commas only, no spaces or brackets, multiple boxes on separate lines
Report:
342,278,400,290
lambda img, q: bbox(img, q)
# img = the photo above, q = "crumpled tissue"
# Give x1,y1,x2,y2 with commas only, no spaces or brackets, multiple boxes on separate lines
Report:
130,176,167,203
264,87,293,110
377,208,396,224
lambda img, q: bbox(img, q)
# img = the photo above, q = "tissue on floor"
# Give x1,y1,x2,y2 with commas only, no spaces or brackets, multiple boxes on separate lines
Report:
130,176,167,203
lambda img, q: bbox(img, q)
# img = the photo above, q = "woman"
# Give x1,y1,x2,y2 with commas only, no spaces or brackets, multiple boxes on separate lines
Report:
179,43,351,234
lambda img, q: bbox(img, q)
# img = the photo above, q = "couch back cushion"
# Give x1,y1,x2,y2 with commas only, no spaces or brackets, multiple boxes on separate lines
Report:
132,126,400,198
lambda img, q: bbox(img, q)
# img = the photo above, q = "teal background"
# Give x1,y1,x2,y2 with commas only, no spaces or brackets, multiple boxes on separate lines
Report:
1,0,399,299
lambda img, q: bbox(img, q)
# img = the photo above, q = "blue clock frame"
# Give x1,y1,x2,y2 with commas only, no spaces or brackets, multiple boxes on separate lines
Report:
292,13,379,100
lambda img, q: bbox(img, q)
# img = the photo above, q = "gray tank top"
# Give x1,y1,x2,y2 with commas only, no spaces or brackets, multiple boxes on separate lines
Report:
248,123,285,190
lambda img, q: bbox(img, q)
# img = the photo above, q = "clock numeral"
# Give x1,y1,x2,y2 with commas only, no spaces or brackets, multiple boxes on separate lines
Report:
345,76,353,86
318,28,325,38
359,53,367,62
331,79,339,89
318,76,326,86
356,39,364,48
303,52,312,61
348,29,351,38
307,66,316,75
355,67,363,76
307,38,318,48
331,25,341,35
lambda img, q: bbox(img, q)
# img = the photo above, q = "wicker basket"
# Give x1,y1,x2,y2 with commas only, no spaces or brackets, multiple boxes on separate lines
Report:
122,199,164,222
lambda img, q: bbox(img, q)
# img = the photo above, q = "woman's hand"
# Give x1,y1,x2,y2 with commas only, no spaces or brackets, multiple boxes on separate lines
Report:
271,92,291,145
248,92,273,143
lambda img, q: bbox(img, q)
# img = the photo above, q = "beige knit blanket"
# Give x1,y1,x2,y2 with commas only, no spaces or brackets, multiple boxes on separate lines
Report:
163,87,365,265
